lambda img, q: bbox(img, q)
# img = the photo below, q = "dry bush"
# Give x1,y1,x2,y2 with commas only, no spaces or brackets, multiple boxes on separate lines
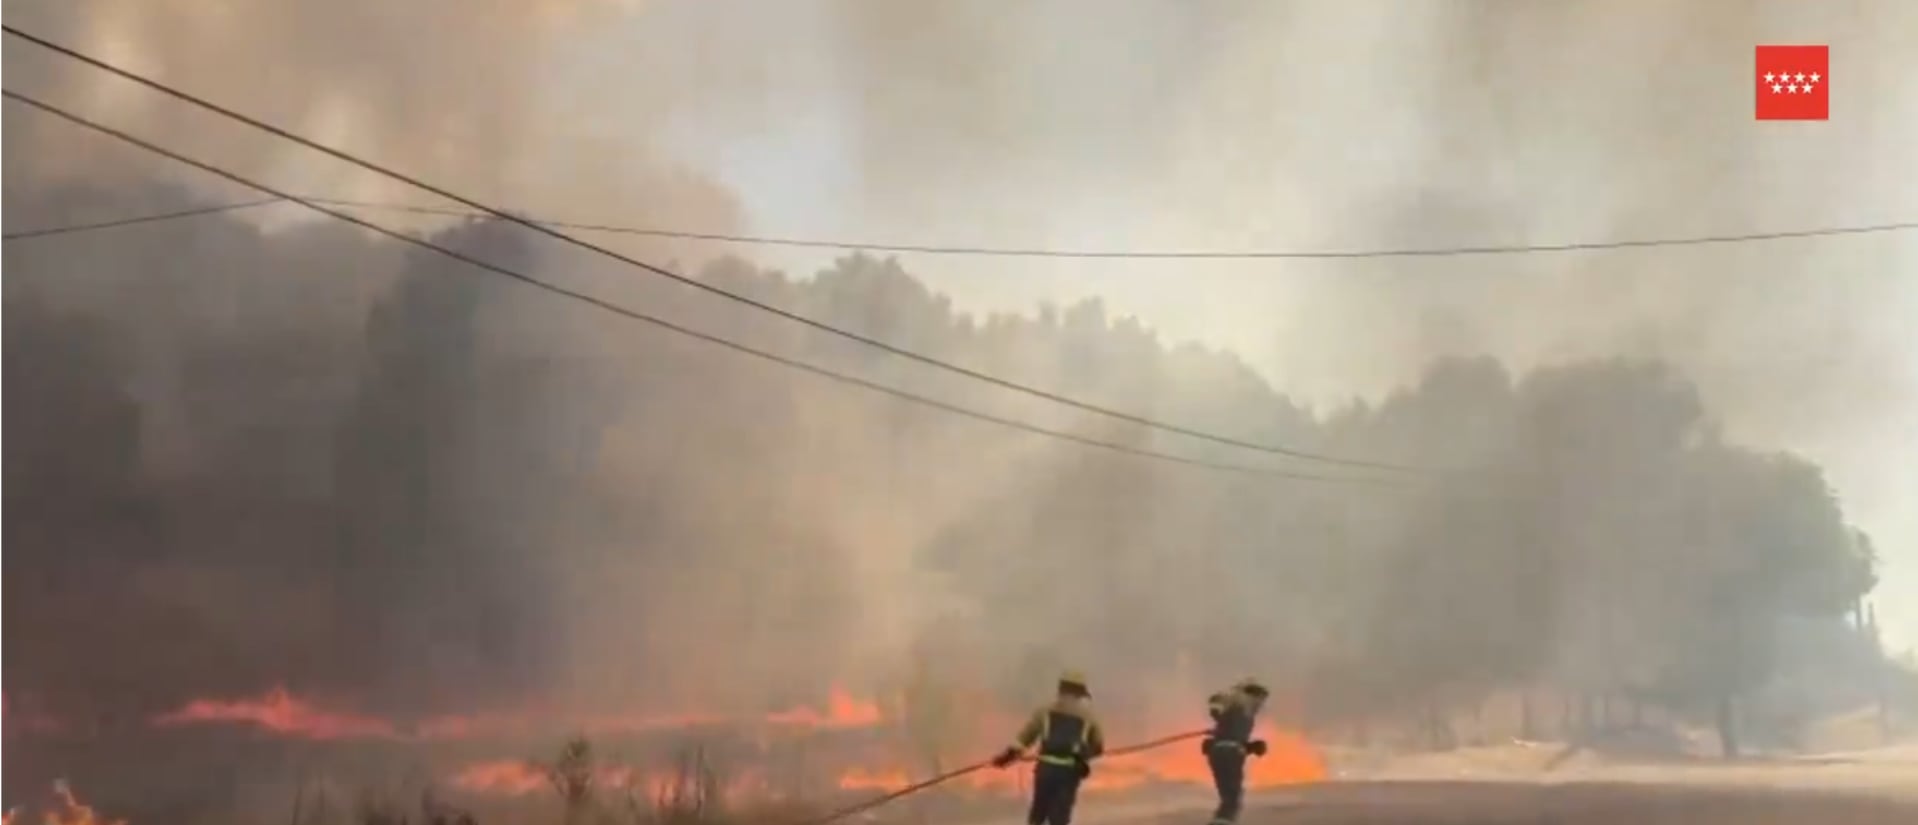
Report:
489,735,839,825
353,792,410,825
640,743,723,825
419,789,478,825
633,740,829,825
545,736,598,825
342,786,478,825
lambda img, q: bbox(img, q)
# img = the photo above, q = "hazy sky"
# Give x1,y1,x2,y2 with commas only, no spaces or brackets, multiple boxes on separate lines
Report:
9,0,1915,647
574,0,1918,647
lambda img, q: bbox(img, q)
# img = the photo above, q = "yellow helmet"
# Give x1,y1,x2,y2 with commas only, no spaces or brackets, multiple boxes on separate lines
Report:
1237,677,1269,698
1058,669,1090,696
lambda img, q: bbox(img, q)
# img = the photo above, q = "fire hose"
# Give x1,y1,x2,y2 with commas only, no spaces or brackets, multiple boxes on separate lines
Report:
790,729,1210,825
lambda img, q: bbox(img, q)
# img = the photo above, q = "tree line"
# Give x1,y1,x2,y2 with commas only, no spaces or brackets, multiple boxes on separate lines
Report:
3,182,1903,777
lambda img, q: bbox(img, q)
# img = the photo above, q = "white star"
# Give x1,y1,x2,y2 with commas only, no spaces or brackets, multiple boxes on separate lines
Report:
1810,72,1821,83
1795,73,1806,83
1787,84,1798,94
1764,72,1775,82
1772,83,1783,93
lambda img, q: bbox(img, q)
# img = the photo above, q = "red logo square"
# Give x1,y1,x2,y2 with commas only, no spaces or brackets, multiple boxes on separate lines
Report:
1756,45,1828,121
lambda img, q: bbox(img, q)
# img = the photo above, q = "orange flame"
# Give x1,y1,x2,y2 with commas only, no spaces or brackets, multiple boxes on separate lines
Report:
834,767,911,792
450,760,549,796
766,687,883,730
450,760,769,802
41,781,127,825
830,723,1325,798
153,684,885,741
151,687,398,740
1096,725,1326,790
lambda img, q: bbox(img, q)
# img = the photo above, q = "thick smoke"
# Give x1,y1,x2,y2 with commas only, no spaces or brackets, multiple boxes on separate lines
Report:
704,0,1918,644
3,1,1913,821
2,0,740,257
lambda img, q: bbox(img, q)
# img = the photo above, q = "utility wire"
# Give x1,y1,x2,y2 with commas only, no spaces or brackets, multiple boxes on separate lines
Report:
15,192,1918,259
18,193,1918,257
314,197,1918,260
2,88,1416,489
1,197,282,240
1,24,1421,475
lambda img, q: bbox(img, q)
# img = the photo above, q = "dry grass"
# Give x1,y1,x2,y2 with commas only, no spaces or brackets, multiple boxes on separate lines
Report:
366,736,831,825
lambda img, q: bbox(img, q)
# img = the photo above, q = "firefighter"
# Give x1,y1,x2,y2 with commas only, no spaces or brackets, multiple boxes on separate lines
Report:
990,670,1106,825
1202,677,1271,825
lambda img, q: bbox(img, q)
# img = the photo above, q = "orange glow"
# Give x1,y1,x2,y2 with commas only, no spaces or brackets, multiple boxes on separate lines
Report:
451,761,548,796
828,723,1325,798
144,682,1324,802
766,686,883,730
834,767,911,791
42,781,127,825
450,760,769,802
633,768,767,804
151,685,890,741
151,687,397,740
832,761,1025,797
1092,725,1326,790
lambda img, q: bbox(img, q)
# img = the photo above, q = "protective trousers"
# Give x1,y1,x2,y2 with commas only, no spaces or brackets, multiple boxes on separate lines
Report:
1027,761,1083,825
1206,746,1246,825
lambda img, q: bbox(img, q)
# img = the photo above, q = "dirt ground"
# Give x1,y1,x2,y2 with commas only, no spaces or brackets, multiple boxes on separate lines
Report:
1109,745,1918,825
924,743,1918,825
1198,780,1917,825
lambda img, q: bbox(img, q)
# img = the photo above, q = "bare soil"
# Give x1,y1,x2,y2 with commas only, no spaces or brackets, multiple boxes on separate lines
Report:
1117,746,1918,825
1203,781,1917,824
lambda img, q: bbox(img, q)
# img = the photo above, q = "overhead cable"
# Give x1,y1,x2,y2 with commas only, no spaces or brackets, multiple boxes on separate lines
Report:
2,87,1416,490
1,24,1425,474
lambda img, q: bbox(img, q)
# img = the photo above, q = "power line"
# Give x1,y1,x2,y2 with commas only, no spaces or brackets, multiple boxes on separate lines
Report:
2,88,1416,489
14,189,1918,261
1,24,1422,475
316,197,1918,260
1,197,282,240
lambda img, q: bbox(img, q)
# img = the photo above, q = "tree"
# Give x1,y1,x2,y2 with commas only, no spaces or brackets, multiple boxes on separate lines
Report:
1650,448,1872,756
545,736,596,825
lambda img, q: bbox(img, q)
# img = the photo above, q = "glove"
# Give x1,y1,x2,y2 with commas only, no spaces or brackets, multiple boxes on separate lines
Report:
990,747,1021,768
1247,739,1268,757
1074,757,1092,779
1200,736,1216,755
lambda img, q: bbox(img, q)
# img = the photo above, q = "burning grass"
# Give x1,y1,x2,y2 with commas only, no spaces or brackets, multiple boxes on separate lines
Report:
9,782,127,825
3,723,1326,825
12,684,1328,825
146,686,886,743
437,736,828,825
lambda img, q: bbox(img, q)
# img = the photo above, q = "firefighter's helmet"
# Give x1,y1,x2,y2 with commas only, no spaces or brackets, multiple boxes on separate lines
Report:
1238,677,1270,699
1058,669,1091,697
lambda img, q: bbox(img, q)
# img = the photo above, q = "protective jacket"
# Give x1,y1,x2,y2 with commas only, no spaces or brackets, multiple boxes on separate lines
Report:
1204,685,1264,825
1003,695,1105,825
1012,696,1107,767
1205,688,1259,747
